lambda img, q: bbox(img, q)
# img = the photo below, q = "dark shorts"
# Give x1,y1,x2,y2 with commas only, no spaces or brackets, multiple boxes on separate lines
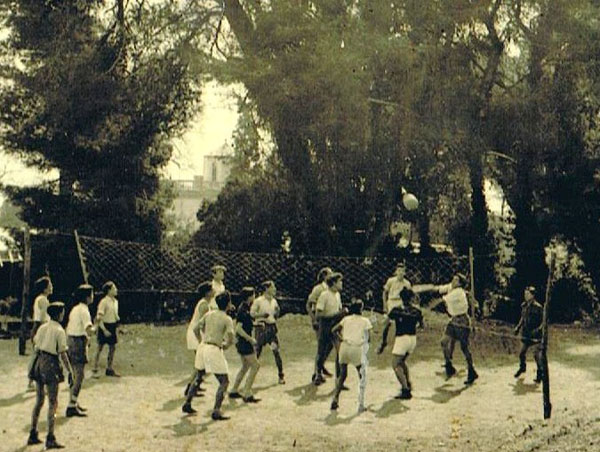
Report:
68,335,88,364
255,324,279,348
98,322,118,345
29,351,64,385
236,338,255,356
445,314,470,343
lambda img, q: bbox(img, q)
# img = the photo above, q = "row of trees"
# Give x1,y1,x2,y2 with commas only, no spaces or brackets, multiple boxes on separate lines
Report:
1,1,600,312
191,0,600,308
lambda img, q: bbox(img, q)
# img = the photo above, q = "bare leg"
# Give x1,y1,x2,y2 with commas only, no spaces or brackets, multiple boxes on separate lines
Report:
93,343,104,372
68,363,85,407
231,356,250,394
242,354,260,397
332,364,348,407
46,382,59,438
107,344,116,370
213,374,229,414
393,355,409,390
183,370,205,406
30,382,45,432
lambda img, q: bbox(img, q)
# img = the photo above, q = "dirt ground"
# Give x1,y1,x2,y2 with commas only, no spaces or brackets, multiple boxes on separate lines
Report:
1,311,600,452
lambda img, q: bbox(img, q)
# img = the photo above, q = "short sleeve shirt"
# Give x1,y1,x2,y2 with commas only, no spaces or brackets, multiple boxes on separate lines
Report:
307,283,328,311
251,296,279,324
340,315,373,346
384,278,412,312
33,295,49,323
97,296,119,323
34,320,68,355
316,290,342,318
66,303,93,337
441,288,469,317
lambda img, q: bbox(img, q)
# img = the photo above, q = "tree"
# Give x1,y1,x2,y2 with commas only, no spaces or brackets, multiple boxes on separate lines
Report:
0,0,209,242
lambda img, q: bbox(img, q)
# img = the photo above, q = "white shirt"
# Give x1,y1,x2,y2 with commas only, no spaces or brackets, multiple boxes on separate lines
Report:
32,295,49,323
340,315,372,346
440,285,469,317
209,280,226,311
251,295,279,324
316,290,342,318
34,320,68,355
384,277,412,312
97,296,120,323
187,298,209,350
66,303,93,337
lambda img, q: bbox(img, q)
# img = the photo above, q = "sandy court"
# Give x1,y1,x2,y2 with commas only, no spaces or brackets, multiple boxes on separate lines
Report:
1,314,599,452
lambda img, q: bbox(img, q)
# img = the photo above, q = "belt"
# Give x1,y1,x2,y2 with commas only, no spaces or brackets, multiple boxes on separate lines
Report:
205,342,223,349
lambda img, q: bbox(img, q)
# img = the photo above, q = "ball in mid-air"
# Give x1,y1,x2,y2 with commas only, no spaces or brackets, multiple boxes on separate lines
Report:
402,193,419,211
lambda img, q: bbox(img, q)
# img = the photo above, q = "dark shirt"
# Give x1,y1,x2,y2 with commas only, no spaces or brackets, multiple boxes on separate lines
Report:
521,300,543,338
236,303,254,349
389,305,423,336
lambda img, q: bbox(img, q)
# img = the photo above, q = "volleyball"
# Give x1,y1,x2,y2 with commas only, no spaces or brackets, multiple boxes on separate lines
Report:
402,193,419,211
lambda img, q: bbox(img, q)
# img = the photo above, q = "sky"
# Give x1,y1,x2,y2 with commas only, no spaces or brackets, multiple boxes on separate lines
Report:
0,81,240,187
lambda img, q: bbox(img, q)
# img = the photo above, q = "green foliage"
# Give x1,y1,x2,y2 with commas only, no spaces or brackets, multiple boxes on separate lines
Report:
0,0,205,242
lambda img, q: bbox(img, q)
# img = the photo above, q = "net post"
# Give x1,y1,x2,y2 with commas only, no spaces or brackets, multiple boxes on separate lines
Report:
468,246,478,317
18,227,31,356
541,251,555,419
73,229,89,284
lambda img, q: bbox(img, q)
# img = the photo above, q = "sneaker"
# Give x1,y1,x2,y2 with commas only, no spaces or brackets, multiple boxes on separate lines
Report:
243,396,261,403
229,392,243,399
26,381,36,393
105,369,121,377
76,404,87,412
91,369,100,379
445,364,457,379
45,434,65,449
514,367,526,378
340,385,350,391
322,368,333,377
27,430,42,445
313,374,325,386
330,400,338,411
181,403,197,415
278,375,286,385
464,369,479,385
65,406,87,418
534,373,543,384
211,411,230,421
357,405,367,414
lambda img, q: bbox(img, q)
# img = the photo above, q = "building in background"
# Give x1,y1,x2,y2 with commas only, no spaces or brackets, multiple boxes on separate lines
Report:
168,143,233,228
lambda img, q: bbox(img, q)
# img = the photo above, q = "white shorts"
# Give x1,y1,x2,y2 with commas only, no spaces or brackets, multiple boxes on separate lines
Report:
186,326,199,351
392,335,417,356
194,343,205,370
339,342,364,367
203,344,229,375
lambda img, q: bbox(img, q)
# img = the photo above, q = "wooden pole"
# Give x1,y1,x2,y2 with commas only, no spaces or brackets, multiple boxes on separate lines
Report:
541,252,556,419
468,246,477,316
73,230,89,284
18,227,31,355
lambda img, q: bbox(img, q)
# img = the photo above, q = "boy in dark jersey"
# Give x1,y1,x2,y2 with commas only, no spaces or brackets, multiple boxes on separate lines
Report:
377,288,423,399
514,286,544,382
229,287,261,403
